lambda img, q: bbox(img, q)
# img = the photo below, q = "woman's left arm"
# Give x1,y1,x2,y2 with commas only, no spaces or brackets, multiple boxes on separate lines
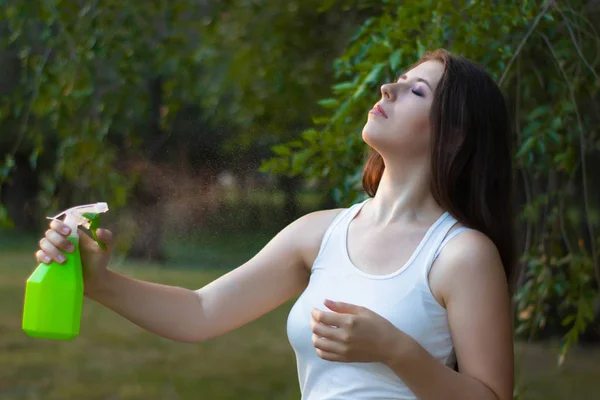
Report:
385,230,514,400
311,230,513,399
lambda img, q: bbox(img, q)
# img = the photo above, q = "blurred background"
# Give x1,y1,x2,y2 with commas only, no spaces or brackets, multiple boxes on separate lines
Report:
1,0,600,399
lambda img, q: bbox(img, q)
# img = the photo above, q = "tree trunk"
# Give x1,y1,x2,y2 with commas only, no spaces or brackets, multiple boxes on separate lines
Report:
1,155,39,232
279,175,300,225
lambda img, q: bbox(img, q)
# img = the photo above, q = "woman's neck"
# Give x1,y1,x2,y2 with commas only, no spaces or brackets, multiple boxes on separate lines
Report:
366,161,443,227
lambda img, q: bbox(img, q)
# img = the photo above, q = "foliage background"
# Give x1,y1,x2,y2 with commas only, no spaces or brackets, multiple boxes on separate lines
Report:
1,0,599,398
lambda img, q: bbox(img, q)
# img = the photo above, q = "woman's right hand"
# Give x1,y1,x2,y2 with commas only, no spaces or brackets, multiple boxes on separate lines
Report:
35,219,114,293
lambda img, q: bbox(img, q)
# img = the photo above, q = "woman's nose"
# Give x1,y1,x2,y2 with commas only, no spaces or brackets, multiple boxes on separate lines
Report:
380,83,395,101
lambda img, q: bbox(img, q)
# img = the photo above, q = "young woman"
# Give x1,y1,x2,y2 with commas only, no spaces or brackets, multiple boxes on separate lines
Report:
36,49,515,400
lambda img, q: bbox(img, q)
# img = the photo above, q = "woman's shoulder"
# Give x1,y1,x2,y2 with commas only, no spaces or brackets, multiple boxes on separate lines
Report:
431,227,505,293
291,206,349,271
294,207,348,245
296,197,369,230
433,224,501,273
442,228,500,263
295,207,346,230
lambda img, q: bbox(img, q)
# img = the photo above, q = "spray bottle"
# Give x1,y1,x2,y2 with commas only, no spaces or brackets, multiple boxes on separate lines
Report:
22,202,109,340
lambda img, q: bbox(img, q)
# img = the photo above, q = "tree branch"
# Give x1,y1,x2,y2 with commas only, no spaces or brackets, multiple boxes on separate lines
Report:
499,0,555,87
44,0,78,60
540,32,600,290
554,3,600,82
9,47,52,156
563,3,600,67
515,56,533,291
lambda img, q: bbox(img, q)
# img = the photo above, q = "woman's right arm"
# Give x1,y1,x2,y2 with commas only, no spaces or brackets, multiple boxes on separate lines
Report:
38,208,343,343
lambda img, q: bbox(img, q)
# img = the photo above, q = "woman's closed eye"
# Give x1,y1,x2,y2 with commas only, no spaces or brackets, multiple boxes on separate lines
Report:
411,86,424,97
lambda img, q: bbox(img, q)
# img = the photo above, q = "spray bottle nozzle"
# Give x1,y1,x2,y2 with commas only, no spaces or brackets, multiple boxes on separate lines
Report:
46,202,109,250
81,211,106,250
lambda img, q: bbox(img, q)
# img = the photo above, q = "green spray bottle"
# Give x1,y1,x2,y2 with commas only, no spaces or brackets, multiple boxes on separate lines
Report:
22,202,109,340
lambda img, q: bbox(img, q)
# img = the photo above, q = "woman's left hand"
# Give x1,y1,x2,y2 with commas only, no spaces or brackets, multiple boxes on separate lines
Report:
310,299,414,364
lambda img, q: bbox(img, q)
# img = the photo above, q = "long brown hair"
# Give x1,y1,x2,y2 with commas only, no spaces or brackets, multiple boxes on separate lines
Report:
361,49,517,292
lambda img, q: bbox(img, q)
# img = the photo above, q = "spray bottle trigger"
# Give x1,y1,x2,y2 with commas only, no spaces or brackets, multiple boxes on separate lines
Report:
82,212,106,251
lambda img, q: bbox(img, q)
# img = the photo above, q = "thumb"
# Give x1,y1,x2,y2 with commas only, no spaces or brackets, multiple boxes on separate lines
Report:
324,299,362,314
78,228,114,252
96,228,114,251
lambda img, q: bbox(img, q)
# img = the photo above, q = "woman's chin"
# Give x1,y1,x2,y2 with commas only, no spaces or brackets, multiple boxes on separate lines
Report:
362,125,390,148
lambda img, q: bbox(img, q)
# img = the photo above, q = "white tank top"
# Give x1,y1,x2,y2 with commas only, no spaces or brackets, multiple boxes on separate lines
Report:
286,197,469,399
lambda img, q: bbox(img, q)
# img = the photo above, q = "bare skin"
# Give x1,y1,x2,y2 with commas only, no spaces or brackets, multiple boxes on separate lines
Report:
36,59,514,400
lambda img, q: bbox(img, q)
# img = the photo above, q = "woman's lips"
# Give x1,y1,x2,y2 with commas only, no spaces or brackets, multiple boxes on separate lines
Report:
369,104,388,119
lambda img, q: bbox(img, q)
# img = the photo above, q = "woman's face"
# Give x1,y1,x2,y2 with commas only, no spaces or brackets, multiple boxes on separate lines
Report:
362,59,445,161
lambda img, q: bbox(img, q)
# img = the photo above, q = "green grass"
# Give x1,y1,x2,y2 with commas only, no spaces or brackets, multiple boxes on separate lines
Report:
1,231,599,399
2,247,300,399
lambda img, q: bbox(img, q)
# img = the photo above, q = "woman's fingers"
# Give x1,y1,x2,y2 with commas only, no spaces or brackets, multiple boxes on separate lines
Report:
33,220,75,265
45,229,74,253
310,316,348,343
50,219,71,236
36,250,52,264
312,334,347,355
38,237,66,264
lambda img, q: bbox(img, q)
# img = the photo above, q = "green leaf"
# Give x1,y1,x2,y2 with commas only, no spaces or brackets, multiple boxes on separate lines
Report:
364,62,386,85
561,315,575,326
317,0,338,13
331,99,350,123
272,144,291,156
546,130,560,144
515,136,537,159
389,49,403,72
536,140,546,155
527,105,550,121
317,98,340,109
351,62,385,101
29,149,40,170
1,155,15,180
416,38,425,58
312,116,330,125
522,120,542,137
332,81,356,94
0,205,14,229
302,129,319,143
